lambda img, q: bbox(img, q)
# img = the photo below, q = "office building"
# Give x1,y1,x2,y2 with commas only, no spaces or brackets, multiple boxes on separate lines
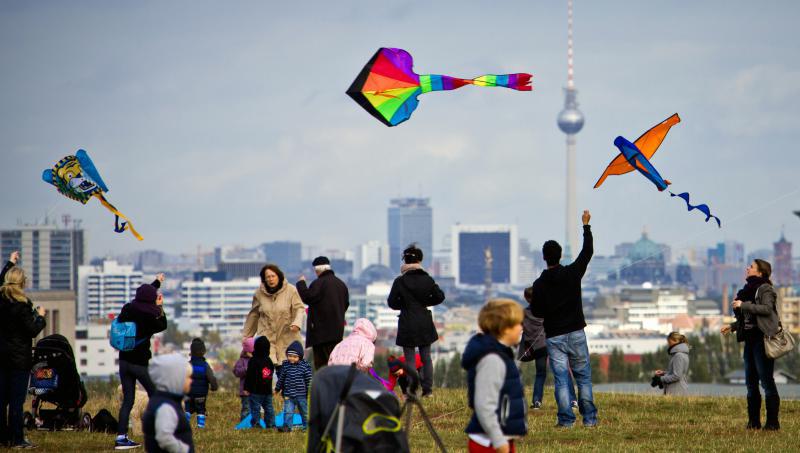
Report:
451,225,519,286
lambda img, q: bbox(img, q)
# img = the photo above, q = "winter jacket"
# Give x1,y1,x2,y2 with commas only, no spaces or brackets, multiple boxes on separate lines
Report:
188,356,218,398
275,342,312,398
296,270,349,347
729,283,781,340
462,334,527,447
0,261,47,371
245,337,275,395
243,283,305,364
387,354,423,392
327,318,377,371
529,225,593,338
518,307,546,361
387,269,445,347
143,354,194,453
233,354,250,396
116,280,168,366
660,342,690,396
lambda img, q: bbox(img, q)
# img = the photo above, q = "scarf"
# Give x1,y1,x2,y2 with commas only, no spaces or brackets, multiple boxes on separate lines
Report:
265,278,284,295
400,262,423,275
735,275,770,302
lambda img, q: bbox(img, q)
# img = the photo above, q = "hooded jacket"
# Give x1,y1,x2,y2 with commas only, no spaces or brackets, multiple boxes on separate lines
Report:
660,342,690,396
461,334,527,447
143,353,194,453
275,341,313,398
242,283,305,363
245,336,275,395
116,280,168,366
327,318,377,371
0,261,47,370
387,268,445,347
233,337,255,396
296,270,350,347
529,225,593,338
518,307,546,361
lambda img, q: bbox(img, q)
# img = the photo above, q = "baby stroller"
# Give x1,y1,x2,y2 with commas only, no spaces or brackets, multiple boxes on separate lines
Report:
24,334,92,431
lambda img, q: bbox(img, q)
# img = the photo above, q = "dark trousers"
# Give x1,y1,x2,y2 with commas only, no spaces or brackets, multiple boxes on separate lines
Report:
117,360,156,436
312,341,338,370
0,369,29,445
184,396,207,415
249,393,275,428
744,332,779,398
403,345,432,394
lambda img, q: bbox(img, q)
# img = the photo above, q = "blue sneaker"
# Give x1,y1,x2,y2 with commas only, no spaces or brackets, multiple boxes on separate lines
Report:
114,437,141,450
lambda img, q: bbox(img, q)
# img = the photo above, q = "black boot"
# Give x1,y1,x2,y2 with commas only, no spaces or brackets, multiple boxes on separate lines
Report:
764,395,780,431
746,395,761,429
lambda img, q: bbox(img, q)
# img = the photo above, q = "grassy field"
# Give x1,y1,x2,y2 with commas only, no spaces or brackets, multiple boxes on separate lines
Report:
23,387,798,452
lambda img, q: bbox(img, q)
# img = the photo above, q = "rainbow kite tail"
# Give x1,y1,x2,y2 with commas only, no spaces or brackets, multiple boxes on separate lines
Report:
94,194,144,240
419,73,532,93
669,192,721,228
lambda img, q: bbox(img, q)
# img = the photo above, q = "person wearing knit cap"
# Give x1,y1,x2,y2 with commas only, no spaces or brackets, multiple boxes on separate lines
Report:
142,353,194,453
233,337,255,421
296,256,350,370
184,339,218,429
274,341,312,432
115,273,169,450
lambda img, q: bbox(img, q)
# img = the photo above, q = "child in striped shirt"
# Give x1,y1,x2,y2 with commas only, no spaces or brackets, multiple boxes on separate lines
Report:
274,341,312,432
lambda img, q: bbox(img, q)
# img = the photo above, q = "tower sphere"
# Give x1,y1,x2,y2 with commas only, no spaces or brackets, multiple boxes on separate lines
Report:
558,107,584,134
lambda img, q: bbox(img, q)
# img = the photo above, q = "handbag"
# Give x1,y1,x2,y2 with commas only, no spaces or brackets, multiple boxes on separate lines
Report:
758,286,797,359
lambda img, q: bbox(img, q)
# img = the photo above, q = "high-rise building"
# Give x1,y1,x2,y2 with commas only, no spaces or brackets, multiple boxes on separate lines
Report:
707,241,745,267
353,240,390,278
262,241,302,274
774,233,793,285
451,225,519,286
388,198,433,271
556,0,584,260
78,260,142,321
180,277,261,337
0,223,86,291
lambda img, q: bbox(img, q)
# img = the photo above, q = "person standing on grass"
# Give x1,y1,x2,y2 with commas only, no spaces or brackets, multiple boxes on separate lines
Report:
388,244,445,397
0,251,46,449
529,210,597,428
114,273,168,450
462,299,527,453
142,353,194,453
654,332,690,396
296,256,350,370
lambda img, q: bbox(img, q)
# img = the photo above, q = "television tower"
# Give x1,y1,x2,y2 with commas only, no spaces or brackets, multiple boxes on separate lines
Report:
557,0,584,260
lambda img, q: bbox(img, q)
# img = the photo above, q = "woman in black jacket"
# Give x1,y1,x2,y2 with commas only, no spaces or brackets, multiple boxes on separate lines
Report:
387,245,445,397
0,251,46,449
114,274,168,450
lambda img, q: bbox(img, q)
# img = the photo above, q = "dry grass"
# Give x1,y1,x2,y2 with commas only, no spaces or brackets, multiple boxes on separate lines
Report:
24,387,798,452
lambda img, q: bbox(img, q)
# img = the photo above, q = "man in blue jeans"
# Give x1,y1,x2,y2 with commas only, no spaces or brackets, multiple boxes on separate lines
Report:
530,210,597,427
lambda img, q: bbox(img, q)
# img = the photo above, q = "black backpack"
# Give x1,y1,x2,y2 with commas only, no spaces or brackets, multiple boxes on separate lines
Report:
92,409,119,433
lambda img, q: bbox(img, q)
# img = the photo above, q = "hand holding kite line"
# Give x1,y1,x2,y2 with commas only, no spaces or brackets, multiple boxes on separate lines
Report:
347,47,532,127
594,114,721,227
42,149,143,240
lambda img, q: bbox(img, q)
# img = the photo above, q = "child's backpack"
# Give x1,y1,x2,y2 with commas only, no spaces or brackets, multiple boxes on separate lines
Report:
109,318,145,351
92,409,119,433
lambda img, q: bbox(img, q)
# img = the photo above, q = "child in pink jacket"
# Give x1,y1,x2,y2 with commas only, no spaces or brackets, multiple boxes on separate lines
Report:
327,318,377,371
233,337,255,421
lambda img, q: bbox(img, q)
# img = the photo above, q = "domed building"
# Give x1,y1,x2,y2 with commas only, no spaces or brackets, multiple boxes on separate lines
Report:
620,230,671,285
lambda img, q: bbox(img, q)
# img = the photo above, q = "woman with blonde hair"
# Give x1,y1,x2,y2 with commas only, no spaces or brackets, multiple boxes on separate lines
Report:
654,332,690,396
0,251,46,449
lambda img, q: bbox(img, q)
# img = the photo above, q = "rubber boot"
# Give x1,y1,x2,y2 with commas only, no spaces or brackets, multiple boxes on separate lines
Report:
746,395,761,429
764,395,780,431
197,414,206,429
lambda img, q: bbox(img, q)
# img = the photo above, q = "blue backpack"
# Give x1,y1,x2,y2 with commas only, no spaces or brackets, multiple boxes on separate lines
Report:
110,318,146,351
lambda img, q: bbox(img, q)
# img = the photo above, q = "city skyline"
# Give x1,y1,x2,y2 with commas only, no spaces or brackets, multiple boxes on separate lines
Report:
2,1,799,259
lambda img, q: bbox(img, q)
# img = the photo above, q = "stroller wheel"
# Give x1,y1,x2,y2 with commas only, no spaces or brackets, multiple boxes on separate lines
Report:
79,413,93,432
22,412,34,430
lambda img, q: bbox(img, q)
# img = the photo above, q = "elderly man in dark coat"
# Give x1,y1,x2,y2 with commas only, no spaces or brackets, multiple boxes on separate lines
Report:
296,256,350,370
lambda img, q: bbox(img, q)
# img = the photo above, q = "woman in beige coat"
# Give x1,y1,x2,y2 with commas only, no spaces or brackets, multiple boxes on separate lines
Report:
243,264,305,374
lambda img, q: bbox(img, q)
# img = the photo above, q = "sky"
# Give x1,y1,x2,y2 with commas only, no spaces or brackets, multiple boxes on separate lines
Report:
2,0,799,259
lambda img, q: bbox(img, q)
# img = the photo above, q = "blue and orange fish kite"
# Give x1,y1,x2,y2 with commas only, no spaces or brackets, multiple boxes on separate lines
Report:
594,113,721,227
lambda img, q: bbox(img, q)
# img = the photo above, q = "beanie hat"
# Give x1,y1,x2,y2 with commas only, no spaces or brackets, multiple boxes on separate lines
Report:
242,337,255,354
312,256,330,266
134,284,158,303
286,341,304,359
190,338,206,357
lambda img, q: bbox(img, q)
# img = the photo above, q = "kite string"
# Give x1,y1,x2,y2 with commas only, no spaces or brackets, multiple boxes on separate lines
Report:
604,185,800,277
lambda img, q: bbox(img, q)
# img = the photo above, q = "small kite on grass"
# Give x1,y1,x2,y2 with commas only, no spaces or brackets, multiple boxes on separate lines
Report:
347,47,532,126
594,113,721,227
42,149,143,240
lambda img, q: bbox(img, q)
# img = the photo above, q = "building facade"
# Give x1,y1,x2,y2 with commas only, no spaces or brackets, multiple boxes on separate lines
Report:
353,240,390,278
773,234,793,286
262,241,302,274
78,260,142,321
451,225,519,286
0,224,86,291
75,322,118,378
388,198,433,272
180,277,261,337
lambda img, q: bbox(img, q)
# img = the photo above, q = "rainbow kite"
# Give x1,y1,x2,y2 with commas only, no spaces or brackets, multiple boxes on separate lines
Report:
594,114,721,227
347,47,532,126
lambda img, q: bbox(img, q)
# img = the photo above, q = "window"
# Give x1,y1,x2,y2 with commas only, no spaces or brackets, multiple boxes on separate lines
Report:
80,359,87,366
80,345,87,353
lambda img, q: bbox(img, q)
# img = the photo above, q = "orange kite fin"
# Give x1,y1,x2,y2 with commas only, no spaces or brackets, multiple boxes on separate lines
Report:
593,153,634,188
633,113,681,160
